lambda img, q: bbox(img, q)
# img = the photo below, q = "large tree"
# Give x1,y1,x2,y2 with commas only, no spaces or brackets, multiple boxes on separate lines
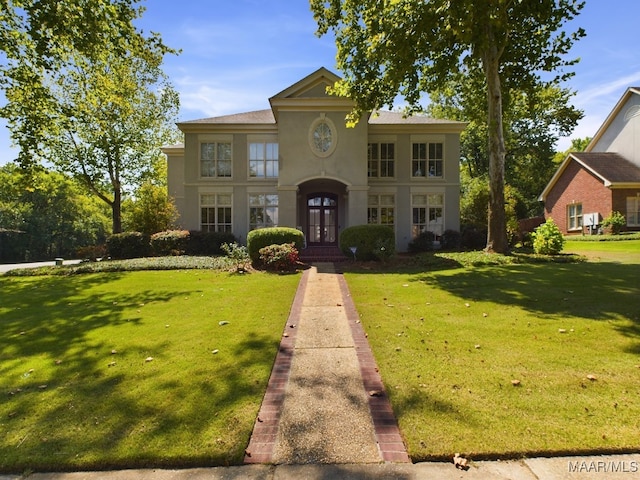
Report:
428,75,583,215
0,0,179,233
311,0,585,253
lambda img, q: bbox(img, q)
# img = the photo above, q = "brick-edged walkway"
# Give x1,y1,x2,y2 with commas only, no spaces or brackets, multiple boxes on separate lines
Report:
244,264,410,464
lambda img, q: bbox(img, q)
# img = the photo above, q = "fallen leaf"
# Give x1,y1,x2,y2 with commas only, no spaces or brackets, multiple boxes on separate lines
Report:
218,321,229,326
212,349,219,354
511,379,521,386
558,328,567,333
145,357,154,363
368,390,383,397
464,303,470,307
111,350,117,354
586,374,597,381
453,453,470,470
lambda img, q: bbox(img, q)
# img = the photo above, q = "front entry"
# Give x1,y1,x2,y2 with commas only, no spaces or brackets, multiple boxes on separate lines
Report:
307,193,338,245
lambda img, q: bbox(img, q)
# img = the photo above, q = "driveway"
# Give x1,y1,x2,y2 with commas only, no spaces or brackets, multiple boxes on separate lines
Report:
0,259,82,273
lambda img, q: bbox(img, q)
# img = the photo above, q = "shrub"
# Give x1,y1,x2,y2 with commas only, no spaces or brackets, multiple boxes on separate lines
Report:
408,230,435,253
150,230,190,256
339,225,395,261
601,211,626,234
247,227,304,263
106,232,151,259
460,224,487,250
185,230,237,255
221,242,250,272
75,244,106,261
532,218,565,255
259,243,299,271
441,229,462,251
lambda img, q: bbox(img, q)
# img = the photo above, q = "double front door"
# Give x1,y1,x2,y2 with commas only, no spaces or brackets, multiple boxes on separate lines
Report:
307,193,337,246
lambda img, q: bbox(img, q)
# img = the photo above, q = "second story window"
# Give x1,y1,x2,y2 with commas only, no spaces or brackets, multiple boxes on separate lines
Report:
249,143,279,178
368,143,395,177
201,142,232,178
412,142,443,178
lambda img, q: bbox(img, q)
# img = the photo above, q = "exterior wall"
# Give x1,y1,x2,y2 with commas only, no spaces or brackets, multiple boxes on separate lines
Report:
612,188,640,232
591,94,640,166
543,159,612,234
166,152,185,226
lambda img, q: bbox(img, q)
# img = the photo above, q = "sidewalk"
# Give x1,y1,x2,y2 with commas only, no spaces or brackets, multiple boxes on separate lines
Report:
5,263,639,479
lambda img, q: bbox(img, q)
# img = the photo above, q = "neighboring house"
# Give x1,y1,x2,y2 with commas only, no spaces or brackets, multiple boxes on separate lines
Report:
540,87,640,234
162,68,465,252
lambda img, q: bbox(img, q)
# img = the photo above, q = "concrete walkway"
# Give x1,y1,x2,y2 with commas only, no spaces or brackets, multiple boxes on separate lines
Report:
4,263,639,479
244,263,407,465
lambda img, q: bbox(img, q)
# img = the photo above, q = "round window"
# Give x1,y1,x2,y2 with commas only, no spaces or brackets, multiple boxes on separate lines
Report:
309,115,337,157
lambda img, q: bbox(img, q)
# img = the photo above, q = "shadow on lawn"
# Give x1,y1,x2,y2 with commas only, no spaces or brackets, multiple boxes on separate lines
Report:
346,258,640,354
0,273,279,471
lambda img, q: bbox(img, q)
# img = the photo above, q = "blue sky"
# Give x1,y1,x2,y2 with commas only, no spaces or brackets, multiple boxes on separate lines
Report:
1,0,639,163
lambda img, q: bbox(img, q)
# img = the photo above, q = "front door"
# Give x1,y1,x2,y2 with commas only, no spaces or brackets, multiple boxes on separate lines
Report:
307,193,338,245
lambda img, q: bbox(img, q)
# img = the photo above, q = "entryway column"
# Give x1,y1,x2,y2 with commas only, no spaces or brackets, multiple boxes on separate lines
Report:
346,185,369,226
278,185,299,228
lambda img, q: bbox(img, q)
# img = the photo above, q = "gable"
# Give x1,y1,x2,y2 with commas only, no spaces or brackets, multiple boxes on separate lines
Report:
588,87,640,164
269,67,340,100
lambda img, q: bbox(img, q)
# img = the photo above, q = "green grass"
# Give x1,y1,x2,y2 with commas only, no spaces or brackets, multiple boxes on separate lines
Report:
344,245,640,461
0,269,300,473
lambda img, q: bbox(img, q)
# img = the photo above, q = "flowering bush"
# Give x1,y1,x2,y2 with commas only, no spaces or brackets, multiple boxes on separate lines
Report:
258,243,299,271
601,211,626,234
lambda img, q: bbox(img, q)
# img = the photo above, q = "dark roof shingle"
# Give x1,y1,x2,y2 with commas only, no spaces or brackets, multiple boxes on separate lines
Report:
571,152,640,184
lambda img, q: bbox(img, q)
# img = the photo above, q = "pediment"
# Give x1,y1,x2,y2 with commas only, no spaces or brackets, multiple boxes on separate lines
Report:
270,67,341,101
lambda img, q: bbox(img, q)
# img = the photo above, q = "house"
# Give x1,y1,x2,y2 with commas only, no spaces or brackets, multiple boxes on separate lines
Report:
540,87,640,234
163,68,466,252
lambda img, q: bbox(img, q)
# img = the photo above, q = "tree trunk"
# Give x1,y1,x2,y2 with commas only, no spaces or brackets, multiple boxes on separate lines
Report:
483,44,509,254
112,186,122,234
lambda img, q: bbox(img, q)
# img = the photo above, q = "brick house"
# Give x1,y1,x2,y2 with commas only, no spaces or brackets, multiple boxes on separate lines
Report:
162,68,466,252
539,87,640,234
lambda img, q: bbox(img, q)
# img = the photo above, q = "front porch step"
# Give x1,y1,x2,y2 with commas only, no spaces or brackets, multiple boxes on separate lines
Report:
299,246,349,263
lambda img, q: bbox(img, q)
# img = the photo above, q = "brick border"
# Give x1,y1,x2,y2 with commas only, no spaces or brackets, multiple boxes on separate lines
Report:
243,268,310,464
337,273,411,463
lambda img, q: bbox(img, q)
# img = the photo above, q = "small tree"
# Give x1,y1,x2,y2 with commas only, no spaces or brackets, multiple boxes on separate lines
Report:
532,218,564,255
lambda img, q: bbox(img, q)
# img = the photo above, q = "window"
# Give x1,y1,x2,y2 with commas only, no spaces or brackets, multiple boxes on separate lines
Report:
201,194,232,232
200,142,231,178
249,194,278,230
368,143,395,177
412,142,443,177
412,194,444,238
368,194,395,226
567,203,582,230
249,143,279,178
627,196,640,226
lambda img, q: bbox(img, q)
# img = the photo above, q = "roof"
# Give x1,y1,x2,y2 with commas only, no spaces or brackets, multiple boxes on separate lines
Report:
539,152,640,201
179,109,276,126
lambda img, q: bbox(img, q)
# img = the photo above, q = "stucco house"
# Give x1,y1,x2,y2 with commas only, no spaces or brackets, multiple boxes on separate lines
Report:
539,87,640,234
163,68,466,253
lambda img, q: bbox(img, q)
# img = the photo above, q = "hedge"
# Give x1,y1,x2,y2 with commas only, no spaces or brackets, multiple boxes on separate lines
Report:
246,227,305,263
339,224,395,261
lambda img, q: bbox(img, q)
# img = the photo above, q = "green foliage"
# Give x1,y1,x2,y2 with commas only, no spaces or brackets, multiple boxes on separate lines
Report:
221,242,250,272
311,0,585,254
150,230,189,256
408,230,435,254
185,230,237,256
259,243,300,271
122,181,179,235
532,218,565,255
0,163,109,262
106,231,151,259
601,211,626,234
246,227,304,263
441,229,462,251
0,2,180,234
339,224,395,261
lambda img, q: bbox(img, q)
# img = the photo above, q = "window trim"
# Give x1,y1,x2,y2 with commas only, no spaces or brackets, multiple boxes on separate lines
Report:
367,193,396,228
368,142,396,178
411,141,444,179
200,140,232,179
248,193,279,231
627,196,640,226
248,142,279,179
200,193,233,233
567,203,583,231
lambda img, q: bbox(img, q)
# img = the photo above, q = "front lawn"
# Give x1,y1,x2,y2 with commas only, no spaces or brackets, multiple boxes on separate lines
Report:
344,248,640,461
0,269,300,473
